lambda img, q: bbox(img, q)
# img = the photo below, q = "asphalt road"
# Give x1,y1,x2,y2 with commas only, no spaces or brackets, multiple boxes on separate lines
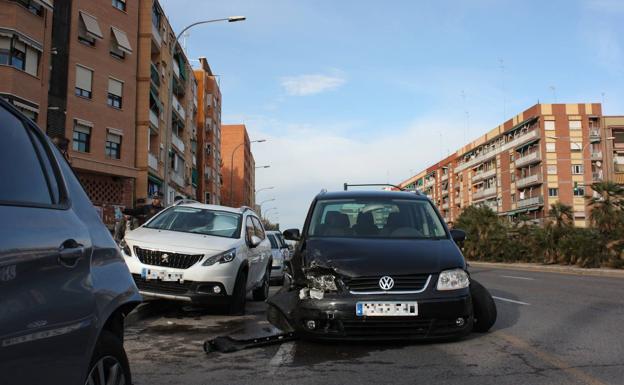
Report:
124,266,624,385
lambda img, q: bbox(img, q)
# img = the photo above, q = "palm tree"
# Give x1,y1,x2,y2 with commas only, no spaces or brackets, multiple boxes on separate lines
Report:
587,181,624,235
548,202,574,229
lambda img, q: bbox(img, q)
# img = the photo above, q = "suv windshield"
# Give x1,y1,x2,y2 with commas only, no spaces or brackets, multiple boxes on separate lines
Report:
145,206,242,239
308,198,447,239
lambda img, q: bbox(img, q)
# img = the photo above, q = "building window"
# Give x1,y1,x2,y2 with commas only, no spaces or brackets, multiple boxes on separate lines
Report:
105,133,122,159
545,121,555,131
75,65,93,98
0,36,41,76
112,0,126,11
511,193,515,203
546,142,556,152
72,121,91,152
548,188,558,197
78,11,103,46
152,4,162,29
572,164,584,174
547,165,557,175
570,142,582,151
107,78,123,109
110,27,132,59
10,0,44,16
573,186,585,197
569,120,582,130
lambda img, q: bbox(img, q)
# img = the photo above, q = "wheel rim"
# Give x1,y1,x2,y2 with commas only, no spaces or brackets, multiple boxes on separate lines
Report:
85,355,126,385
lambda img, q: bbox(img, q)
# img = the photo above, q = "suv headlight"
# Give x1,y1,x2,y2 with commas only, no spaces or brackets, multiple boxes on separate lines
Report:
306,274,338,292
437,269,469,291
119,240,131,257
203,249,236,266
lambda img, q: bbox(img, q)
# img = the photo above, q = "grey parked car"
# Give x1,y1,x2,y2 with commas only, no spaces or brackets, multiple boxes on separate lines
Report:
0,99,141,385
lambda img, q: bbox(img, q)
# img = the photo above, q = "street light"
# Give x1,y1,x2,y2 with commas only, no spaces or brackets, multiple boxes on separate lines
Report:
255,165,271,169
162,16,245,204
258,198,275,207
229,139,266,206
255,186,274,194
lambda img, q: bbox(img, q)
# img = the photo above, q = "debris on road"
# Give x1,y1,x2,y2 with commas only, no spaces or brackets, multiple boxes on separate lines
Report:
204,332,298,354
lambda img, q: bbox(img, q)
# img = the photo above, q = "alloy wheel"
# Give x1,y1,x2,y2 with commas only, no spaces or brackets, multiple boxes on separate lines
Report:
85,355,127,385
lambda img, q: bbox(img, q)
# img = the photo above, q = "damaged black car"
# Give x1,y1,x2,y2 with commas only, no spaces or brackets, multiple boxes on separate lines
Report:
267,190,497,340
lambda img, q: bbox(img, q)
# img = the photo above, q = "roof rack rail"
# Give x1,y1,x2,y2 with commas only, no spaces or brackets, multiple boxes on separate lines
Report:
173,199,200,206
342,183,423,195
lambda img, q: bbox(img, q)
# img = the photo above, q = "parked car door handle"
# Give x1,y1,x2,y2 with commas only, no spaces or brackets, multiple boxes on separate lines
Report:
58,239,85,268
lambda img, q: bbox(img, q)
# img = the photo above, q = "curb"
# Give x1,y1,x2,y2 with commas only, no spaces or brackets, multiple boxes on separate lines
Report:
468,261,624,278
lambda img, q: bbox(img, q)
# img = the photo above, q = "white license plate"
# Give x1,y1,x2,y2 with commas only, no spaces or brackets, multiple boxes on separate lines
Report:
141,268,184,282
356,301,418,317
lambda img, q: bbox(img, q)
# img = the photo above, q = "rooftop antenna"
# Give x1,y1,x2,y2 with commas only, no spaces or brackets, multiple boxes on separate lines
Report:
549,85,557,103
498,58,506,120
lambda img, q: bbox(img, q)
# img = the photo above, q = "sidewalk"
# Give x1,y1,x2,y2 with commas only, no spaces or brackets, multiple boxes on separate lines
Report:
468,261,624,278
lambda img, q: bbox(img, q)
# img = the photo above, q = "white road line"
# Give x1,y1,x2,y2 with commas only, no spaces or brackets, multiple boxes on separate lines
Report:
501,275,535,281
268,341,296,375
492,296,530,306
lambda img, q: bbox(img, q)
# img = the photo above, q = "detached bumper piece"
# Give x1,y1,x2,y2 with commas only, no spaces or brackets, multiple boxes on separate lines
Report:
204,332,297,354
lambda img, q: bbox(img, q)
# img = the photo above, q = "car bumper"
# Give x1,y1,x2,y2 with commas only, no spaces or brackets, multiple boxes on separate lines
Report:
131,274,233,305
277,291,472,340
270,264,284,281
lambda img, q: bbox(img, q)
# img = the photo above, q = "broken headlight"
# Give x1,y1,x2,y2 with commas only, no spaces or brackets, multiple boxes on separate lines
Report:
306,274,338,292
119,239,131,257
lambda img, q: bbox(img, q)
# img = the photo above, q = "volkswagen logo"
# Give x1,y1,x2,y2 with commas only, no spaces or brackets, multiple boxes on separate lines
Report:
379,276,394,291
161,253,169,264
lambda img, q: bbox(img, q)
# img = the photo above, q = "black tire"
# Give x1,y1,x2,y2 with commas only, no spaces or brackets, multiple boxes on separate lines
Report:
229,269,248,315
252,263,271,301
85,331,131,385
470,279,497,333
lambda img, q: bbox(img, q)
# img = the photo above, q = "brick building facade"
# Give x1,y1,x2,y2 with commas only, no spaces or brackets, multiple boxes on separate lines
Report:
221,124,255,208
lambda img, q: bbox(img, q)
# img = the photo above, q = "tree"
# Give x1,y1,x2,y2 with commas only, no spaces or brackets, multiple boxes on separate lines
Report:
548,202,574,229
456,205,508,262
587,181,624,235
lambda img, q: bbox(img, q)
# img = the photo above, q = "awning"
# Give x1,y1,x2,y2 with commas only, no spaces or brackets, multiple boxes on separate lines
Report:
12,100,39,114
615,173,624,185
111,27,132,54
33,0,53,10
148,174,163,185
176,54,187,80
79,11,103,39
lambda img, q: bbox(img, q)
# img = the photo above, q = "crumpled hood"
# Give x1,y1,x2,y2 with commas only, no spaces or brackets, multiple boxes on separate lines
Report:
303,237,466,277
125,227,239,253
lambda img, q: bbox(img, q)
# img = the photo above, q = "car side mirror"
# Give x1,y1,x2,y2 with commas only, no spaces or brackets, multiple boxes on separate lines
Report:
249,235,262,248
283,228,300,241
450,229,466,244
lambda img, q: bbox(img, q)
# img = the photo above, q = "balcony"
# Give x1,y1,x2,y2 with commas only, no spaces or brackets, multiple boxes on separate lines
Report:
150,63,160,88
472,168,497,183
148,153,158,170
589,129,601,142
173,59,180,79
171,172,185,187
441,202,449,210
149,109,159,129
516,173,543,189
455,149,498,172
590,151,602,161
518,195,544,208
484,200,498,212
151,23,162,50
441,174,449,182
515,151,541,168
501,129,540,152
424,179,435,188
592,172,603,181
615,163,624,173
441,189,449,196
473,186,497,201
172,96,186,120
171,133,185,152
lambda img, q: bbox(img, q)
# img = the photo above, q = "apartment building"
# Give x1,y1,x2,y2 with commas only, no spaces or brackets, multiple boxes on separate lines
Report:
221,124,256,208
603,116,624,185
400,103,611,227
194,57,223,205
135,0,198,205
0,0,53,127
46,0,138,227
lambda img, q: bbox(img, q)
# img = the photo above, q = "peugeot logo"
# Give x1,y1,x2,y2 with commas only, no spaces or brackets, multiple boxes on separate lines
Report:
379,276,394,290
161,253,169,264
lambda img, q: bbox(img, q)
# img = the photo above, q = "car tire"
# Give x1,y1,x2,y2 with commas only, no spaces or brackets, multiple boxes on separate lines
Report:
252,263,271,301
470,279,497,333
84,331,131,385
229,269,248,316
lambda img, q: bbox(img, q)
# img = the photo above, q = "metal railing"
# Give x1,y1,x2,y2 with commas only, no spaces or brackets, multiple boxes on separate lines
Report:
472,168,497,183
515,151,541,168
149,109,159,128
518,195,544,208
148,153,158,170
171,133,185,152
516,173,542,188
473,186,497,201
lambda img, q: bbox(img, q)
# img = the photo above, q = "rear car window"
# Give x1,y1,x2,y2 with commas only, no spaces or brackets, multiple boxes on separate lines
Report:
0,107,55,206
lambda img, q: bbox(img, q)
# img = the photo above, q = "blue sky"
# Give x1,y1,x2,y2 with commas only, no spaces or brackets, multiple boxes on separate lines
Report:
161,0,623,229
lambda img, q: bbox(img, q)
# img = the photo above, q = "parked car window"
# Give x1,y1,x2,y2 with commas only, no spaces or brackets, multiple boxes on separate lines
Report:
245,216,255,243
0,107,55,206
144,206,242,238
267,234,279,249
251,216,266,240
275,233,288,248
308,199,447,239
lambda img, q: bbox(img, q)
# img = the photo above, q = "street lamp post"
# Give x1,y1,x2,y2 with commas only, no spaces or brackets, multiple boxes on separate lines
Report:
263,207,278,221
255,186,274,194
162,16,245,205
255,165,270,169
229,139,266,206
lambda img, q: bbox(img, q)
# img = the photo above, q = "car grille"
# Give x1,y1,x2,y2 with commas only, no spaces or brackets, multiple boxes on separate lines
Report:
343,274,431,293
134,247,203,269
341,318,433,337
132,274,194,295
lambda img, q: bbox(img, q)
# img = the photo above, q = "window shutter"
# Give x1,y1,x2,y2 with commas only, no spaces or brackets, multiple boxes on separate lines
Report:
108,78,123,96
13,40,26,53
79,11,103,39
76,66,92,91
569,120,582,130
106,133,121,144
24,46,39,76
0,36,10,50
111,27,132,54
545,121,555,131
74,121,91,134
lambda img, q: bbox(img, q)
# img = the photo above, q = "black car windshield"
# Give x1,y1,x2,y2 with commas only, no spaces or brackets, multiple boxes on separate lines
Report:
308,198,447,239
144,206,242,239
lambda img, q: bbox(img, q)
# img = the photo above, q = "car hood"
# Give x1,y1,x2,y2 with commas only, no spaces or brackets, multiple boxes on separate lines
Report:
125,227,238,253
303,237,465,277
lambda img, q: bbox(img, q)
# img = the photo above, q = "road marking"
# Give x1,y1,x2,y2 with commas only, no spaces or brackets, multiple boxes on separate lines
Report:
501,275,535,281
268,341,296,375
492,296,530,306
497,332,609,385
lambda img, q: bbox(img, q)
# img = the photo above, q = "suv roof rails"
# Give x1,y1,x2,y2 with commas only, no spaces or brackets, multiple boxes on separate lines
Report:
173,199,200,206
342,183,424,196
